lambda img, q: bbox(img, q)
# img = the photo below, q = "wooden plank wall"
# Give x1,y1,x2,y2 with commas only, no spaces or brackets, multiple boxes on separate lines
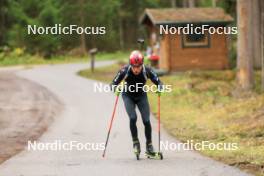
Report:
159,33,229,71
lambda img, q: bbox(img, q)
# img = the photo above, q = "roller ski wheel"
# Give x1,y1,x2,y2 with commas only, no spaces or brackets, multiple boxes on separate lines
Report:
145,152,163,160
145,143,163,160
133,141,141,160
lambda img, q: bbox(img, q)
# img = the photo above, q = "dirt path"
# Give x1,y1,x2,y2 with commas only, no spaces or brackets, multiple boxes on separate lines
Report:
0,72,63,164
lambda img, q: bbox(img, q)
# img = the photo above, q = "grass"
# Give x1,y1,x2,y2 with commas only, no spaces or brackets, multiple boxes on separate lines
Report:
79,63,264,176
0,50,128,67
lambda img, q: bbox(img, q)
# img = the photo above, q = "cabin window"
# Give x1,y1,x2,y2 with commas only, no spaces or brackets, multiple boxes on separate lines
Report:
181,33,210,48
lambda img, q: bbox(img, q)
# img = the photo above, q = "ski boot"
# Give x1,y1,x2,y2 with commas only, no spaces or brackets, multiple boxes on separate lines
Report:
133,140,141,160
145,142,163,160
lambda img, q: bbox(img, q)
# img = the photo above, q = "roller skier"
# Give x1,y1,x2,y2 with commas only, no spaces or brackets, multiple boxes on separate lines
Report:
110,50,163,160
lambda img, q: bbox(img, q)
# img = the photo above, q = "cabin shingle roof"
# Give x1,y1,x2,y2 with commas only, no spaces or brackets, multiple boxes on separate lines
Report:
140,8,233,25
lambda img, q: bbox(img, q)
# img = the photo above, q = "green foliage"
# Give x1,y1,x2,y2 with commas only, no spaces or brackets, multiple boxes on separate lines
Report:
198,0,214,7
0,50,128,66
1,0,237,57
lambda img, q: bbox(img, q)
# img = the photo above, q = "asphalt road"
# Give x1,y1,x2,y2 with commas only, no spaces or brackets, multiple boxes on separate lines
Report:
0,61,251,176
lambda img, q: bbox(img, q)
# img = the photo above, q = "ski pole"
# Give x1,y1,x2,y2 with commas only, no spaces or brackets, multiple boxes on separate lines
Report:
102,95,119,158
158,94,161,152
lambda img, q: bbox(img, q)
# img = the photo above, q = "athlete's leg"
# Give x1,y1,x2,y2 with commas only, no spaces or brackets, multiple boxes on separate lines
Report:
122,93,138,142
137,93,152,144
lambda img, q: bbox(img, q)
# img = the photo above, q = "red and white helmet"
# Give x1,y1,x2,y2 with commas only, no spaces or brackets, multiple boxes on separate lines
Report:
129,50,144,66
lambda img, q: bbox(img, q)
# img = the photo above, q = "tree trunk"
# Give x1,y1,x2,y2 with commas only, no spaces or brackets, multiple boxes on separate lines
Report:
119,18,124,50
237,0,254,91
252,0,261,68
79,0,87,55
212,0,217,7
261,0,264,91
188,0,195,7
183,0,189,7
171,0,177,8
0,0,8,45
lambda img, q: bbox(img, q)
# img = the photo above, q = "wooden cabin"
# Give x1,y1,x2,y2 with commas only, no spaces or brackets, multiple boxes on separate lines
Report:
140,8,234,71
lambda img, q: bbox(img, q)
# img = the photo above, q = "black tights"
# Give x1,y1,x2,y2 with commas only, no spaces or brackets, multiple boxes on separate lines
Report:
130,119,152,143
122,93,152,144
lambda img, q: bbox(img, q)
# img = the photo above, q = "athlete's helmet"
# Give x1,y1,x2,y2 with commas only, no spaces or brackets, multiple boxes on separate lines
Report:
129,50,144,66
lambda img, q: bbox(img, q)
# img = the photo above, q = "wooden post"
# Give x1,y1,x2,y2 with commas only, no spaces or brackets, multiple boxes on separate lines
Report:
137,38,144,52
89,48,97,73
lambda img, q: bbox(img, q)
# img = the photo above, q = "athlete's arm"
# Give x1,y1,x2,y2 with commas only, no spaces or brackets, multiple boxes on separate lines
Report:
146,66,163,87
110,65,128,90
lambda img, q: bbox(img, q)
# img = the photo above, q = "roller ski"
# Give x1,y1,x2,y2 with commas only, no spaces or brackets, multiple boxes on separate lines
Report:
145,143,163,160
133,140,141,160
